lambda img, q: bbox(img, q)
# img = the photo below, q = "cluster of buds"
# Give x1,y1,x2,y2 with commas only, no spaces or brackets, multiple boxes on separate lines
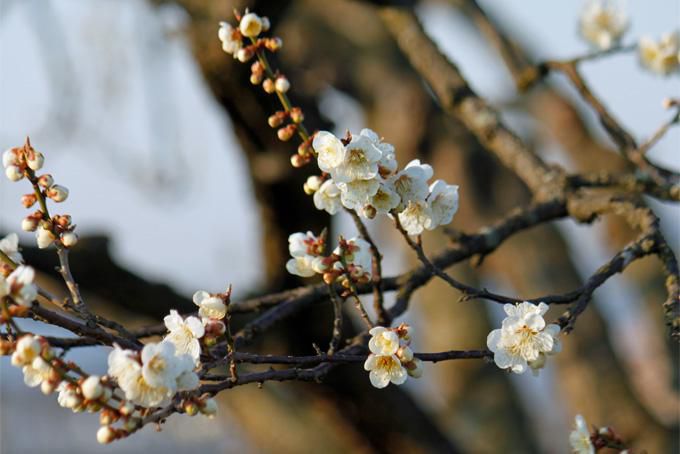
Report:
181,395,218,418
95,400,143,444
364,323,423,389
3,138,78,249
285,231,372,291
218,11,278,61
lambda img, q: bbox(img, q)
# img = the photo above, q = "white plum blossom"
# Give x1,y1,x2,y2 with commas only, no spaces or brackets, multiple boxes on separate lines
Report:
332,134,381,184
359,129,397,176
313,131,345,173
389,160,432,210
363,353,407,389
569,415,595,454
163,310,205,364
193,290,227,320
11,334,42,366
286,231,323,277
313,179,342,215
398,200,432,236
0,233,23,263
141,342,183,389
218,21,242,56
639,32,680,75
368,327,400,356
338,178,380,210
579,0,628,50
367,181,400,216
1,265,38,306
487,302,561,374
425,180,459,230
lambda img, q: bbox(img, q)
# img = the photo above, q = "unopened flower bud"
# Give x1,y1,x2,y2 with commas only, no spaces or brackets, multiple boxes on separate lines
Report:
397,346,414,363
250,72,264,85
2,148,18,167
26,151,44,171
184,401,199,416
262,78,276,93
0,339,14,355
47,185,69,202
119,401,135,417
406,358,423,378
297,141,311,157
19,215,35,232
41,380,57,395
274,76,290,93
261,17,271,32
96,425,116,444
81,375,104,400
21,194,37,208
200,398,218,418
236,47,254,63
37,174,54,188
277,124,296,142
239,12,263,37
36,225,56,249
322,272,336,285
5,165,23,182
267,111,286,128
290,154,308,168
289,107,304,123
265,37,282,52
304,176,322,193
61,232,79,248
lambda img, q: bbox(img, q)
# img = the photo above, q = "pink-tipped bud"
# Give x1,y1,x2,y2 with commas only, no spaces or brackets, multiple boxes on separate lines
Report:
37,174,54,188
46,185,69,202
267,111,286,128
26,151,44,171
236,47,254,63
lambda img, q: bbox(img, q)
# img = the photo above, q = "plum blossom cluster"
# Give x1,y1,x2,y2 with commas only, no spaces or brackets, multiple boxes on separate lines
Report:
3,138,78,250
486,302,561,375
364,324,422,388
579,0,628,50
107,342,199,408
0,234,38,307
639,31,680,76
579,1,679,76
310,129,459,235
285,231,372,285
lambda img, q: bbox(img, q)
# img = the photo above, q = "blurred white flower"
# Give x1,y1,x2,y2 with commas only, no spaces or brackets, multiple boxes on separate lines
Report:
163,310,204,363
569,415,595,454
218,22,242,56
364,354,407,389
22,356,52,388
334,237,372,277
288,231,318,257
11,334,42,366
639,32,680,75
313,179,342,214
286,255,317,277
239,12,263,38
1,265,38,306
426,180,459,230
36,225,56,249
0,233,23,263
579,0,628,50
487,302,561,374
359,129,398,176
192,290,227,320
